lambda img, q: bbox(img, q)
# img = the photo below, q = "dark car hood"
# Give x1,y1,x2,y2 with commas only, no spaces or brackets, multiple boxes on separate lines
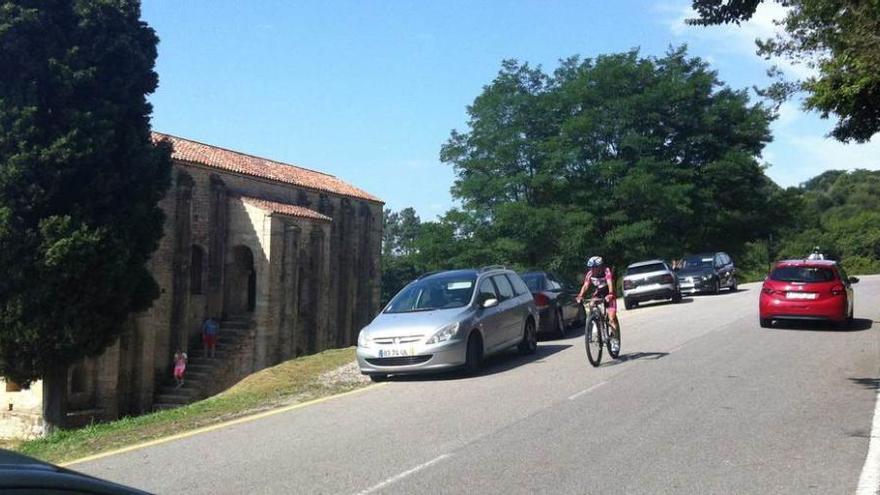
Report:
677,267,713,277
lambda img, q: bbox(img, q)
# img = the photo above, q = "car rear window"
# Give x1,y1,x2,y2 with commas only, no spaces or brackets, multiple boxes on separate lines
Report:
626,263,666,276
492,275,516,301
770,266,837,283
519,273,545,292
507,274,531,296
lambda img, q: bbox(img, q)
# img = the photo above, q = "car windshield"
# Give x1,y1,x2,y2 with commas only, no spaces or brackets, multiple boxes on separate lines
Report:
681,256,714,269
520,273,544,292
626,263,666,275
384,274,477,313
770,266,836,283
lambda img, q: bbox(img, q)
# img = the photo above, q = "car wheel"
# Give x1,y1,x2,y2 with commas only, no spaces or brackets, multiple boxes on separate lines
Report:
555,309,566,339
518,319,538,355
464,332,484,375
624,299,635,310
729,277,738,292
759,318,772,328
713,279,721,295
368,374,387,382
672,291,682,303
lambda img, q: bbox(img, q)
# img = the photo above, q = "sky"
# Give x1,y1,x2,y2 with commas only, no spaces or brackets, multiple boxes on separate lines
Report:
142,0,880,219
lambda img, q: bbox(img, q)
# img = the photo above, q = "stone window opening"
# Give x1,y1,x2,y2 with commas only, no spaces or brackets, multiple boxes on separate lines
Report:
191,245,205,295
227,245,256,316
70,363,87,395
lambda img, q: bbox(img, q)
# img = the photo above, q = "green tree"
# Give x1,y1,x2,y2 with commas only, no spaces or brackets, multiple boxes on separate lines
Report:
776,169,880,273
689,0,880,143
380,208,422,303
429,47,776,279
0,0,172,429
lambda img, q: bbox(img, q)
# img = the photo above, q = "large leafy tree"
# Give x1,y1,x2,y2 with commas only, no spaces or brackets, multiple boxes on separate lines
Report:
689,0,880,143
0,0,171,427
381,208,422,303
426,47,777,281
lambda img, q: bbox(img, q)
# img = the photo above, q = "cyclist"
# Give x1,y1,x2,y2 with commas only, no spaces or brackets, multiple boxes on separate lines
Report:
575,256,620,354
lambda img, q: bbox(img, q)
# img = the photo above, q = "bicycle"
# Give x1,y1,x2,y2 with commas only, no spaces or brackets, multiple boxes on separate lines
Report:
582,297,621,367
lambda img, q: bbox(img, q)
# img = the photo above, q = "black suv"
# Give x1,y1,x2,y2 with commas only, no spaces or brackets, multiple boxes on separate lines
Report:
675,252,737,295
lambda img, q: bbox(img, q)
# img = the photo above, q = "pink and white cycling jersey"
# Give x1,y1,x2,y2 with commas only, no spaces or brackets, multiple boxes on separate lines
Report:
584,267,613,289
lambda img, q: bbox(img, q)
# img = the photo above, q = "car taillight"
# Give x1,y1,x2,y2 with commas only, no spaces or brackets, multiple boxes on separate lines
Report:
533,293,550,307
660,274,674,284
762,286,775,295
831,285,845,296
623,280,634,290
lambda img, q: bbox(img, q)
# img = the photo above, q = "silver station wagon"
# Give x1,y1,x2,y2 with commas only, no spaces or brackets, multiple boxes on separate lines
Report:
357,267,539,380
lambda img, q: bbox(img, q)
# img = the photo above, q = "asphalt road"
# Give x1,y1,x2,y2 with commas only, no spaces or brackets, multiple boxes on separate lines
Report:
76,277,880,494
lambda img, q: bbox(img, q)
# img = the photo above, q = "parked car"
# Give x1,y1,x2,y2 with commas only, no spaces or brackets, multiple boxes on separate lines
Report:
0,448,149,494
676,251,737,295
519,271,584,338
622,259,681,309
357,266,539,380
759,259,857,328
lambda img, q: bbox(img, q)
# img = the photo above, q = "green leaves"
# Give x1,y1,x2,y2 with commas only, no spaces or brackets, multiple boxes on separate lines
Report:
692,0,880,143
426,47,775,277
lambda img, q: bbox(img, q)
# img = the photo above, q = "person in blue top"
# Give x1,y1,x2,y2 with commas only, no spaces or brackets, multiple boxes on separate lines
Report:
201,317,220,358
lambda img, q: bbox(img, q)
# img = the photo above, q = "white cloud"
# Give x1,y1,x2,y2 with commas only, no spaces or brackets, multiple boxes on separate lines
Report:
766,133,880,186
666,1,815,80
774,101,802,128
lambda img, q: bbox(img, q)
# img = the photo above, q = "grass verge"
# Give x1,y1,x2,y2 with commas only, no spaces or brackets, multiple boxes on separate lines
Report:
16,347,365,465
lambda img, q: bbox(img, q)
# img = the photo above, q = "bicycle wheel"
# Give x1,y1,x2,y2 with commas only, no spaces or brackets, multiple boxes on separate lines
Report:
606,319,621,359
584,313,603,367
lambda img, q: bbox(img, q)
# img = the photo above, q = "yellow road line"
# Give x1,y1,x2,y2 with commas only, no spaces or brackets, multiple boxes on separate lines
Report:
60,383,387,468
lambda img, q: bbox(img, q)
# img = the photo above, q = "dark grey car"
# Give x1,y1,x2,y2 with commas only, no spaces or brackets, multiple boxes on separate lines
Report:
357,267,539,379
519,271,584,338
676,252,738,295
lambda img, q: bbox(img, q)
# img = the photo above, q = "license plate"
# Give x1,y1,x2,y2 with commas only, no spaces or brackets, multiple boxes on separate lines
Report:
786,292,817,300
378,348,411,358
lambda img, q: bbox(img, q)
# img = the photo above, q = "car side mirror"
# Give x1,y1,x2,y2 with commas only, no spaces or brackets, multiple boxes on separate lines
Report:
849,276,859,284
481,298,499,309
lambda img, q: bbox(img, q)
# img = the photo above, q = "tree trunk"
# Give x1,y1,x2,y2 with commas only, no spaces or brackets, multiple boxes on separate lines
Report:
41,365,68,435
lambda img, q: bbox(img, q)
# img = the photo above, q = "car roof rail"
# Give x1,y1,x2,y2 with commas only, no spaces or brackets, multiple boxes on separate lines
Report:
416,270,444,280
479,265,506,272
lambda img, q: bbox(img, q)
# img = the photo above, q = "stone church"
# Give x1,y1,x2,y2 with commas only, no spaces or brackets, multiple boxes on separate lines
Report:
0,133,383,437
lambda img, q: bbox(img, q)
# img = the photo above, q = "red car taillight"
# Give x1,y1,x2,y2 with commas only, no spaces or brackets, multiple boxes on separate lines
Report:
623,279,634,290
831,285,845,296
533,293,550,308
660,274,674,284
762,286,775,295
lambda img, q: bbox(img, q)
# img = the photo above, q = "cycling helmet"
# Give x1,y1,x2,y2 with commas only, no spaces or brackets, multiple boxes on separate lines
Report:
586,256,603,268
813,246,821,253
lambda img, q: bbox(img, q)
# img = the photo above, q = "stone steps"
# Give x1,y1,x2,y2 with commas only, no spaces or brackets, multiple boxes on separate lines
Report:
151,317,252,412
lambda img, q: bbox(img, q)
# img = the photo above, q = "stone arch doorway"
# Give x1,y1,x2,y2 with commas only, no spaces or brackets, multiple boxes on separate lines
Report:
226,245,256,316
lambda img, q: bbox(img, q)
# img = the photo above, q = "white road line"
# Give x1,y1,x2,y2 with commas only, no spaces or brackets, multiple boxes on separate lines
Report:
354,454,451,495
856,387,880,495
568,381,607,400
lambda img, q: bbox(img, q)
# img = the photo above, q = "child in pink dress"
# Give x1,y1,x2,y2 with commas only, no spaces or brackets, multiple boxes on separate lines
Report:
173,349,187,388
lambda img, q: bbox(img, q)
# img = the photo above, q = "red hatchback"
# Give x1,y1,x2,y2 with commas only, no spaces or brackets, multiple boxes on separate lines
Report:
759,260,858,328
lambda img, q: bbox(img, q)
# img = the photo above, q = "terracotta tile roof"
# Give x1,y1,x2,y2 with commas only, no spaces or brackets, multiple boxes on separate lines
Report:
239,196,331,222
152,132,382,203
